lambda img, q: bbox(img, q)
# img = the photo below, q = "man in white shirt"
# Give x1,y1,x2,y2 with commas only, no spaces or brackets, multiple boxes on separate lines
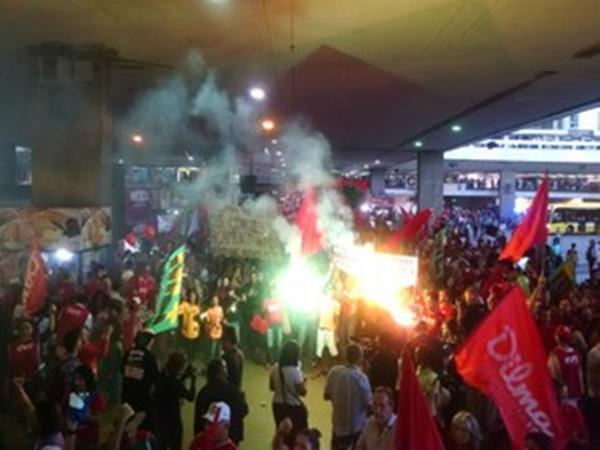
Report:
324,344,372,450
357,387,397,450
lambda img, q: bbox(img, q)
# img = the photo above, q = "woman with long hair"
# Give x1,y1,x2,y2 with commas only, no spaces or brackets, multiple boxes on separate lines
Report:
269,340,308,438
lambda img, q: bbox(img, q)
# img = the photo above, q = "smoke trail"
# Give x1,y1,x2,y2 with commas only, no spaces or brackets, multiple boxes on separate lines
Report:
119,50,357,254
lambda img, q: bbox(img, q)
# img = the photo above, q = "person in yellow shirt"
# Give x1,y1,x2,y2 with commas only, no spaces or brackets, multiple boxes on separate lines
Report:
203,295,224,360
179,289,201,363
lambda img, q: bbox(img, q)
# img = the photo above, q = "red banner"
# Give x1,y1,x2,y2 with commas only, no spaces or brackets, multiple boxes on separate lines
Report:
396,351,444,450
387,209,431,250
455,287,565,449
500,175,548,262
22,245,47,317
296,188,323,256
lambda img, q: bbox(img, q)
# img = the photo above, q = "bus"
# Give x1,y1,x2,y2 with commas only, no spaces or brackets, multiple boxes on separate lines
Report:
548,199,600,234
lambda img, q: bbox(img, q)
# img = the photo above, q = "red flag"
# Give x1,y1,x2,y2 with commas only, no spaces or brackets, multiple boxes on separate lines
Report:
387,209,431,250
396,351,444,450
399,207,413,222
455,287,565,450
295,188,323,256
22,244,47,317
499,176,549,262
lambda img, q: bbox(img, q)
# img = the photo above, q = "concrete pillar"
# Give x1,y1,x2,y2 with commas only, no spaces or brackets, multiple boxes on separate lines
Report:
499,170,516,220
369,167,387,196
417,151,444,213
29,44,113,207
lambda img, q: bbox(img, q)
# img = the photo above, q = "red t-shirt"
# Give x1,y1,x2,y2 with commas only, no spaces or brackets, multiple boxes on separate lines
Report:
552,346,583,399
561,402,588,444
189,434,237,450
133,274,157,307
8,338,39,380
78,334,110,374
263,298,283,325
84,278,105,302
56,303,90,343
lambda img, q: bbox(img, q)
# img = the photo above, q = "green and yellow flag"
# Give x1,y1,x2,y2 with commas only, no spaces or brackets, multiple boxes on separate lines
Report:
548,257,576,302
148,245,186,334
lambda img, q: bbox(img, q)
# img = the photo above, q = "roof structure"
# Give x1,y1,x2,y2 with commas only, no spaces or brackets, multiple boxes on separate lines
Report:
2,0,600,165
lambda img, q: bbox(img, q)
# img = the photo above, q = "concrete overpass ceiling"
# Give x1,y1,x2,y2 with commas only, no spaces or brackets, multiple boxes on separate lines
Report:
2,0,600,162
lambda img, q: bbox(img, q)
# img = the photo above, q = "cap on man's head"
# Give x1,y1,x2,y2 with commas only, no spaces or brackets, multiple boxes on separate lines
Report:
555,325,572,342
203,402,231,424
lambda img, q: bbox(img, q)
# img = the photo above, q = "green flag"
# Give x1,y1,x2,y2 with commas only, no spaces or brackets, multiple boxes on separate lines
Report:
548,257,576,302
148,245,186,334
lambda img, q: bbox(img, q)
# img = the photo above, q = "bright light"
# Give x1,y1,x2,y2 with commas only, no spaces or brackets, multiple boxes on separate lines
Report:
414,140,423,148
54,248,75,263
117,158,124,165
271,139,278,145
514,196,531,214
261,118,276,132
337,245,418,327
451,124,462,133
363,164,370,169
249,87,267,101
276,150,282,156
374,159,381,165
359,203,370,213
131,134,144,144
276,257,327,313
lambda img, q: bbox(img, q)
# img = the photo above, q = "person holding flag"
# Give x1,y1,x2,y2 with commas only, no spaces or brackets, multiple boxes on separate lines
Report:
499,174,548,263
22,242,48,318
147,245,186,335
454,286,566,449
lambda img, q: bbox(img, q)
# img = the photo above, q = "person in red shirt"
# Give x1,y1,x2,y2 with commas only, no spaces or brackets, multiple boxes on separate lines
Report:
8,319,40,382
560,400,589,449
84,266,107,312
56,296,91,344
189,402,238,450
548,325,584,401
78,322,113,375
54,271,83,309
131,266,157,310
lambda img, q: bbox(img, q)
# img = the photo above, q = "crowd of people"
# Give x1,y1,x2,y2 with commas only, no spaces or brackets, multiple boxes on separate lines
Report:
384,170,600,194
0,204,598,450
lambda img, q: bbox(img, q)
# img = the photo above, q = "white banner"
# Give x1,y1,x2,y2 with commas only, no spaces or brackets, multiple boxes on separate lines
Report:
334,247,418,288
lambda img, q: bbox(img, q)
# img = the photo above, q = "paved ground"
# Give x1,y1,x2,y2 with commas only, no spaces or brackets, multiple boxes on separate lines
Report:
0,361,332,450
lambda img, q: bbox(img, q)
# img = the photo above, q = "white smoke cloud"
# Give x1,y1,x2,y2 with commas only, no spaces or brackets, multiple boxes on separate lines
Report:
119,50,356,253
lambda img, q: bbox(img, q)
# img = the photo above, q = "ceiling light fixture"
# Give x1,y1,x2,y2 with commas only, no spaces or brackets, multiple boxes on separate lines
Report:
249,86,267,101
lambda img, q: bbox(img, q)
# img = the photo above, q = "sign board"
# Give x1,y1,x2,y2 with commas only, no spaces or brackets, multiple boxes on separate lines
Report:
208,206,284,259
334,247,418,288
